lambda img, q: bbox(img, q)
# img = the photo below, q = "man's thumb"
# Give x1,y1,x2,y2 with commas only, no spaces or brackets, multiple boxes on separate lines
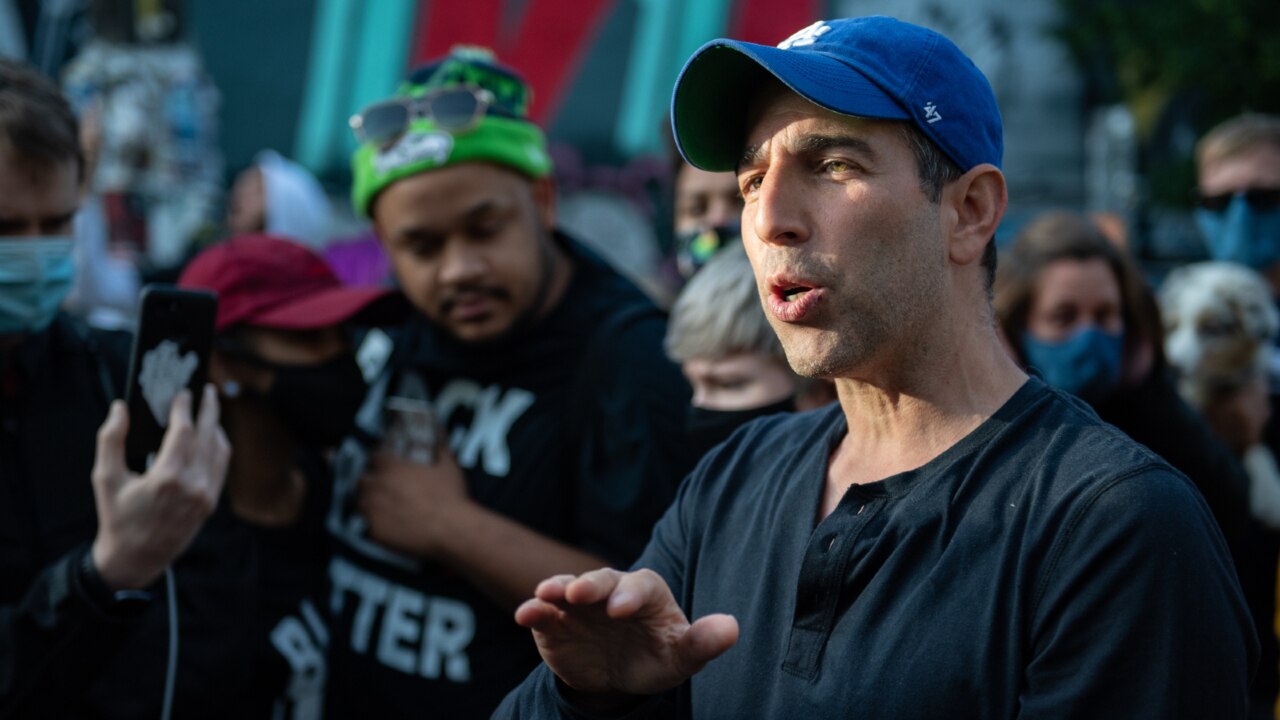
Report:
677,613,739,673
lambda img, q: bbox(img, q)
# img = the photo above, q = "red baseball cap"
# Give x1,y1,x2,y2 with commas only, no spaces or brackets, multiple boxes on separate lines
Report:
178,233,401,332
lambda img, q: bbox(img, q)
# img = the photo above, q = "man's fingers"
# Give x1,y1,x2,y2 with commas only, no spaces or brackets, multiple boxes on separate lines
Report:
665,615,739,689
202,425,231,498
153,390,195,471
534,574,579,603
680,614,742,666
564,568,623,606
195,384,220,438
559,569,671,618
93,401,129,484
514,597,564,630
604,569,670,619
168,388,193,427
193,385,230,496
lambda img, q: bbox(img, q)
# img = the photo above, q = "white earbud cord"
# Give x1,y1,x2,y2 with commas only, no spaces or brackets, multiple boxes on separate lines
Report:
161,566,177,720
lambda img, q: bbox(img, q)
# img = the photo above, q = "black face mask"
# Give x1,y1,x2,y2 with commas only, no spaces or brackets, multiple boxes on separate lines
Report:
686,396,794,460
235,352,369,448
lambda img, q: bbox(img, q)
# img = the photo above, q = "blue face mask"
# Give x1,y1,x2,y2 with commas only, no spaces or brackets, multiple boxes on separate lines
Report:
1195,194,1280,270
1022,326,1124,402
0,237,75,335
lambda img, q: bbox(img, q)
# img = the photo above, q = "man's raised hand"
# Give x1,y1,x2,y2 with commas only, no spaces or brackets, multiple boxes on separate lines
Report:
515,568,738,703
90,386,231,590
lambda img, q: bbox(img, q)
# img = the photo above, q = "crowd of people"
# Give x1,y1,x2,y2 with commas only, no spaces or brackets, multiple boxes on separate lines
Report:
1,10,1278,720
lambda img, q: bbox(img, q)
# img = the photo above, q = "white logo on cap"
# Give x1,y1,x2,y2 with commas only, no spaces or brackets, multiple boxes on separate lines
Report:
778,21,830,50
374,131,454,175
923,102,942,124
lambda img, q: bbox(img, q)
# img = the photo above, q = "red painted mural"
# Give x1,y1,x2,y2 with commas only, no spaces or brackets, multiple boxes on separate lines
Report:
411,0,818,126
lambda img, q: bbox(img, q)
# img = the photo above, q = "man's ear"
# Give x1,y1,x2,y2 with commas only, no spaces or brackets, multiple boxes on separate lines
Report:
527,175,558,228
943,164,1007,267
530,176,557,230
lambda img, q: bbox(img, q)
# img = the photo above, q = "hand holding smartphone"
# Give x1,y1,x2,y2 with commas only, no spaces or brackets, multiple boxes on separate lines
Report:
123,284,217,472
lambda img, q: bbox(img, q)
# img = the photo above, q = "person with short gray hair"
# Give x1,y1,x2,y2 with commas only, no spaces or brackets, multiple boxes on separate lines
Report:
665,245,783,365
666,245,833,455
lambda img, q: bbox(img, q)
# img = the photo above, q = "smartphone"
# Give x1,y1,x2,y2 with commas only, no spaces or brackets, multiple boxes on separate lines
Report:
123,284,218,472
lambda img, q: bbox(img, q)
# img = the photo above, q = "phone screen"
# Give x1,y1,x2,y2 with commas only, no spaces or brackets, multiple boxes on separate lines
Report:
124,285,217,472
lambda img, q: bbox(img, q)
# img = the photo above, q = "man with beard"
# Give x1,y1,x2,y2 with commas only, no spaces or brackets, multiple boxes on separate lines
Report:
499,16,1255,718
324,47,693,718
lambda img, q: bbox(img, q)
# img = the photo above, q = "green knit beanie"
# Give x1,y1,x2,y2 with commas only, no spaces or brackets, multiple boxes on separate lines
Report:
350,46,553,218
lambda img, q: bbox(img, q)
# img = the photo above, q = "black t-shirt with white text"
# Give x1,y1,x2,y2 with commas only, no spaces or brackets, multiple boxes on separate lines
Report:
326,239,693,718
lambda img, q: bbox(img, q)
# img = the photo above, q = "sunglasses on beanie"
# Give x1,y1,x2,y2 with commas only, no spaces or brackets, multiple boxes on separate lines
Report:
349,85,511,149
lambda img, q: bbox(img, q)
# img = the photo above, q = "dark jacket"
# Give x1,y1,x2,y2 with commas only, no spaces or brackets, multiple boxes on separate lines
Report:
1,311,336,718
0,313,137,717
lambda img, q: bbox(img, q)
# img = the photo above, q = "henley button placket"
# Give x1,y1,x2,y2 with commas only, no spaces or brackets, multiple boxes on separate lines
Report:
781,493,884,680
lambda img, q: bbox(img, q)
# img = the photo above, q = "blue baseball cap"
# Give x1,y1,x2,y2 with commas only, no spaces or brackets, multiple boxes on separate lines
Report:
671,16,1003,173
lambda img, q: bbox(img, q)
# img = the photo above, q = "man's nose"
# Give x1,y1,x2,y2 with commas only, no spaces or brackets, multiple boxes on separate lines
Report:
437,241,487,285
749,172,808,246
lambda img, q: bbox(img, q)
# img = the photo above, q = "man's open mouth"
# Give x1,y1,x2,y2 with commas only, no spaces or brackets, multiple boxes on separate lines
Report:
779,285,813,303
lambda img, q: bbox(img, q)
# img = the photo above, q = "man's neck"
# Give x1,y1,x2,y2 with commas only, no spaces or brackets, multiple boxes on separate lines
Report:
533,237,575,323
488,237,575,345
818,324,1026,521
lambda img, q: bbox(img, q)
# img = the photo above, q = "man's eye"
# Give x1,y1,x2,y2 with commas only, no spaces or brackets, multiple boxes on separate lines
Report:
821,160,852,174
740,175,763,197
1049,310,1075,328
678,199,708,218
471,220,504,239
404,239,441,258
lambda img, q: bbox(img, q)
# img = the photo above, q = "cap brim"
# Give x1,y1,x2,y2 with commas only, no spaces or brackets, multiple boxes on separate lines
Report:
672,41,910,172
249,285,408,330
